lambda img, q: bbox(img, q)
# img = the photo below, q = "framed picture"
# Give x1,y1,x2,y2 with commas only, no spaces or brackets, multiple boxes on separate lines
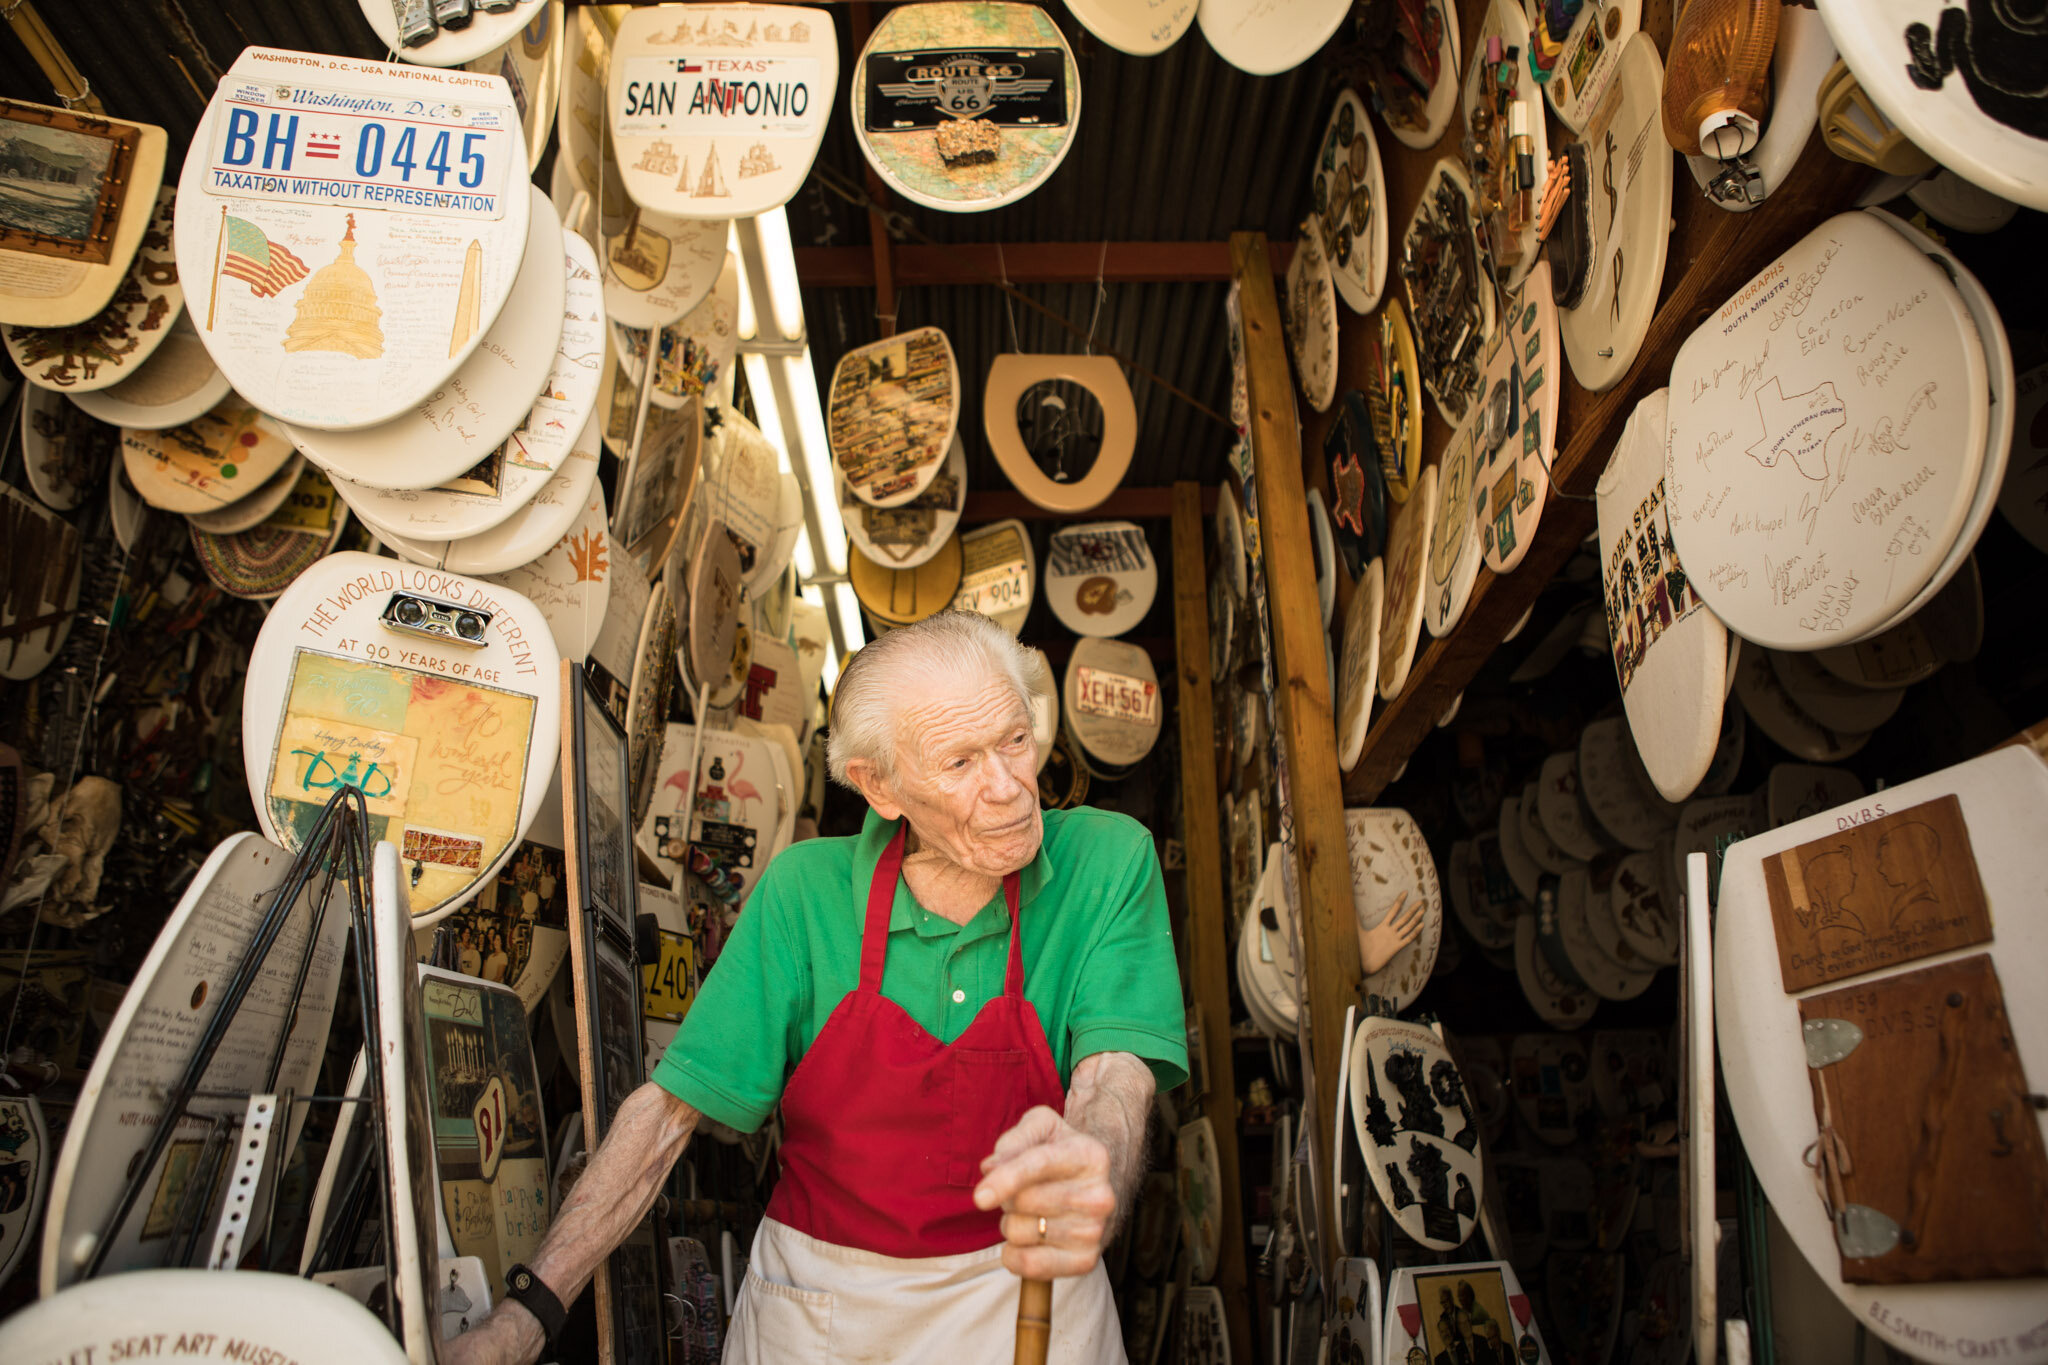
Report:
606,1212,667,1365
1410,1266,1517,1365
572,921,654,1363
563,660,637,945
613,396,699,563
439,840,571,1012
0,100,138,265
588,931,646,1139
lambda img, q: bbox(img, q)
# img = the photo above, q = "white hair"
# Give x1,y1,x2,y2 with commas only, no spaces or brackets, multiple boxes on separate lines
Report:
827,610,1036,788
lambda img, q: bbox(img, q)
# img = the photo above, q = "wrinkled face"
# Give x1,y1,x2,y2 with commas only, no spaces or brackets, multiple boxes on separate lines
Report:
855,671,1041,878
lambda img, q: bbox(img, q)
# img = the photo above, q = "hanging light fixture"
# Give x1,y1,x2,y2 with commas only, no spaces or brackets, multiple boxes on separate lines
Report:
1662,0,1781,159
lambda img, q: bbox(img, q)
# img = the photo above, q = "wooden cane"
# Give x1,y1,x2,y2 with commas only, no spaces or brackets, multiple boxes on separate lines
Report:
1015,1277,1054,1365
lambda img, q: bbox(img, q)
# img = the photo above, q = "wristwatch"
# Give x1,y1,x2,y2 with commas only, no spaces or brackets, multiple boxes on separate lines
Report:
502,1263,568,1349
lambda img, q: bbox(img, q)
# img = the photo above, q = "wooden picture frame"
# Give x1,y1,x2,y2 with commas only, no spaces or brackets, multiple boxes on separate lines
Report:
0,100,138,266
614,395,700,566
564,660,638,946
560,660,655,1365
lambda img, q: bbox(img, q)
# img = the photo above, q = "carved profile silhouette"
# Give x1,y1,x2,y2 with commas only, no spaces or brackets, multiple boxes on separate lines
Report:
1385,1047,1444,1136
1875,819,1943,929
1432,1058,1481,1153
1800,844,1867,940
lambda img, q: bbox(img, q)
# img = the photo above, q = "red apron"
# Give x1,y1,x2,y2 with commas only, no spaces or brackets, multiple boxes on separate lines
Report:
763,824,1068,1258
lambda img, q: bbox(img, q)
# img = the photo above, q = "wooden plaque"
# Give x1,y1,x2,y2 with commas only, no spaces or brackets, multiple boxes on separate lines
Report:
1798,955,2048,1284
1762,793,1992,993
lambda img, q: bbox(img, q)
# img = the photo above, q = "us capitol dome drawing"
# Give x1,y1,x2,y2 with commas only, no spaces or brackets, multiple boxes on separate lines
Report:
283,213,384,359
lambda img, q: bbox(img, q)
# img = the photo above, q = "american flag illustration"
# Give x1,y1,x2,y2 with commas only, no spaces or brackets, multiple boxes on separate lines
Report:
221,216,310,298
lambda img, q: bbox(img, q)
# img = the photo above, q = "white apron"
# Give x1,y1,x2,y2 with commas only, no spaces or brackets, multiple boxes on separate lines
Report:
721,1216,1127,1364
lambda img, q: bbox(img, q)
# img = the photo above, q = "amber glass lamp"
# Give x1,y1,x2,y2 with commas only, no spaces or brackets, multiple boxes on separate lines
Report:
1663,0,1781,158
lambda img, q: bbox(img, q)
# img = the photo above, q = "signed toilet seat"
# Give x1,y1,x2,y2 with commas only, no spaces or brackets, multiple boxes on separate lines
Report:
321,221,593,518
242,552,562,922
1666,212,1986,650
175,50,531,431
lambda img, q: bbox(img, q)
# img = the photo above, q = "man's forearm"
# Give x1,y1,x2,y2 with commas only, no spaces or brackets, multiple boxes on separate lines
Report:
451,1083,699,1365
534,1083,699,1300
1061,1052,1155,1239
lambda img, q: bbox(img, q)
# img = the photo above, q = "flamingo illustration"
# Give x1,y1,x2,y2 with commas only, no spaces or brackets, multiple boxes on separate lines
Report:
724,747,763,825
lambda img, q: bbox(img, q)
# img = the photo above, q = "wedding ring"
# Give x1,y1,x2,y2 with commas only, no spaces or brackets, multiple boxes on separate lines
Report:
1037,1216,1048,1243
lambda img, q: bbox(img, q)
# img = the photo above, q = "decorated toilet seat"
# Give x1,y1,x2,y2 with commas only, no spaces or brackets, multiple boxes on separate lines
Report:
241,552,563,923
833,327,960,509
175,49,532,431
852,3,1080,213
0,102,166,330
609,4,837,219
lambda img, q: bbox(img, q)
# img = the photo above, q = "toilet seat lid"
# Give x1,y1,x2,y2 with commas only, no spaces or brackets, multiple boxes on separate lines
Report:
1044,521,1158,638
609,4,838,219
831,326,961,509
852,3,1080,213
175,50,530,430
1667,212,1986,649
951,518,1035,635
1377,462,1436,701
984,353,1137,515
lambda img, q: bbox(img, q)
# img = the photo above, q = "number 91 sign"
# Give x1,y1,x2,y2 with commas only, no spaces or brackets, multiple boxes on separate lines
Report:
472,1073,508,1184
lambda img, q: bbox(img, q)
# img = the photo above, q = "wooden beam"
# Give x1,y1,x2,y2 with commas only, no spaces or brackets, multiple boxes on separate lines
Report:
960,487,1218,524
1230,230,1357,1280
4,2,100,111
1169,480,1254,1365
794,240,1296,289
1338,130,1870,802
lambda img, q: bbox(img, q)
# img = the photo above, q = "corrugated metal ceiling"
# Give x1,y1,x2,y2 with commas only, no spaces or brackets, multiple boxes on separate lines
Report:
786,4,1335,493
3,1,1338,492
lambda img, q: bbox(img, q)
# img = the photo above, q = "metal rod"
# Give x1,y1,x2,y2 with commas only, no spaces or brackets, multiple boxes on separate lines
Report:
305,1120,379,1278
81,790,352,1279
171,1118,234,1270
338,796,402,1337
262,849,343,1092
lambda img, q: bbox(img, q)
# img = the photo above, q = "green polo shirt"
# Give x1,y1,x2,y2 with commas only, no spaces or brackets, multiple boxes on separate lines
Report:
652,805,1188,1133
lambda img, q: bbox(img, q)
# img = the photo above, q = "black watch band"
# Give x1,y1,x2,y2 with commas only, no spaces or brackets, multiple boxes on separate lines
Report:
502,1263,568,1348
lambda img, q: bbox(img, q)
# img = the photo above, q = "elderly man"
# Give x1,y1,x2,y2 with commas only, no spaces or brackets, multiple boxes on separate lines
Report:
453,611,1186,1364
